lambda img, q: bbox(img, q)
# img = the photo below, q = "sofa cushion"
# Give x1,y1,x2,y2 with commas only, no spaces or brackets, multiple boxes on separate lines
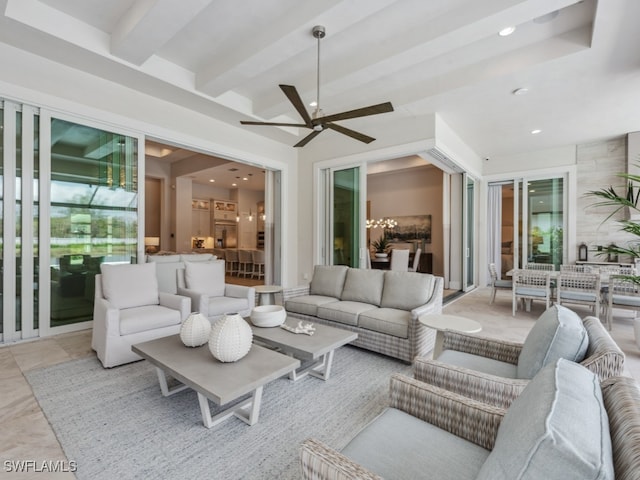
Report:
516,304,589,379
477,359,614,480
310,265,349,298
342,407,490,480
286,296,339,317
358,308,410,338
119,304,181,335
436,350,518,378
317,301,377,327
180,253,214,262
381,271,434,310
184,260,225,297
154,261,185,294
146,254,181,263
101,263,159,309
341,269,385,306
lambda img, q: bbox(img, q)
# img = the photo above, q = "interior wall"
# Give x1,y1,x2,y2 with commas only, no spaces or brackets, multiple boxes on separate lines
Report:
367,165,444,276
144,178,161,237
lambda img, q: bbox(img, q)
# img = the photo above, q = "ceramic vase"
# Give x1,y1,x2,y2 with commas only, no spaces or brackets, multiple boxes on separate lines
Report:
208,312,253,362
179,312,211,347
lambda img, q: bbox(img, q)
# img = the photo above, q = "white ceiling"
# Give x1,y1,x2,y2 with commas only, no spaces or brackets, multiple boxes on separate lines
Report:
2,0,640,163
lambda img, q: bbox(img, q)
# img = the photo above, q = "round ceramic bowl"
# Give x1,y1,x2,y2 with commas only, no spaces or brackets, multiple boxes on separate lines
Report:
250,305,286,327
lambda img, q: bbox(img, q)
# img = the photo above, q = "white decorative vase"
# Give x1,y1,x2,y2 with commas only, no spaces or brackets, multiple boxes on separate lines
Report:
179,312,211,347
250,305,286,327
208,313,253,362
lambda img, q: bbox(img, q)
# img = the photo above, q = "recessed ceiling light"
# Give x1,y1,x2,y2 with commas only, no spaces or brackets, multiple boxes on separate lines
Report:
209,179,215,183
499,26,516,36
531,129,542,135
232,183,237,187
512,87,529,96
242,177,248,181
310,101,317,107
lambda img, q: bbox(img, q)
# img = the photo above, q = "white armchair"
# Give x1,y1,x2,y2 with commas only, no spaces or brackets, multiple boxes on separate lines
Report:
177,260,255,321
91,263,190,368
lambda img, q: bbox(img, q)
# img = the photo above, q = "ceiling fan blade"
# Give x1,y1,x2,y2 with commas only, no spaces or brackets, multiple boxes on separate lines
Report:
316,101,394,124
294,130,322,148
325,123,375,144
280,85,313,127
240,120,308,127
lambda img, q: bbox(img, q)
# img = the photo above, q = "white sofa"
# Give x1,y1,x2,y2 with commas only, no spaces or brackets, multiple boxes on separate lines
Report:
285,266,443,363
91,263,191,368
146,253,217,294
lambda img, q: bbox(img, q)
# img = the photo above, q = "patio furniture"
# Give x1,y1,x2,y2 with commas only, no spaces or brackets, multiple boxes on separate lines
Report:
606,275,640,330
488,262,511,304
512,269,551,315
556,271,601,315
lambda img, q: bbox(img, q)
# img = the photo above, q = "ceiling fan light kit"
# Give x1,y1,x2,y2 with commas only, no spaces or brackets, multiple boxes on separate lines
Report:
240,25,393,147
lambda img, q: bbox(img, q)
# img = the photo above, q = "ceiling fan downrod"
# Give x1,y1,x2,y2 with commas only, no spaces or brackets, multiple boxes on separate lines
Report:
312,25,325,121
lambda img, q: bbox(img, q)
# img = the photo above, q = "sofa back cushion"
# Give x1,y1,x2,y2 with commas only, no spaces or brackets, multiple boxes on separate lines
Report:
310,265,349,298
180,253,214,262
184,260,225,297
381,271,435,310
100,263,159,309
516,304,589,379
341,268,385,306
146,254,181,263
477,359,613,480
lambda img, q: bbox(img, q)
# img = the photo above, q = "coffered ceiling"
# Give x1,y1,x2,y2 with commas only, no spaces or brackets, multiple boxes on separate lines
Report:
2,0,640,159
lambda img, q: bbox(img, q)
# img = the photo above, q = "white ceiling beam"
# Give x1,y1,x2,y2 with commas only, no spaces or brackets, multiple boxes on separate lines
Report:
254,0,582,119
111,0,213,66
196,0,396,97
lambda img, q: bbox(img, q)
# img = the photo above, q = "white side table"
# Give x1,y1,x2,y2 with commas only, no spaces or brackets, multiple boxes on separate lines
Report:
254,285,283,306
419,314,482,359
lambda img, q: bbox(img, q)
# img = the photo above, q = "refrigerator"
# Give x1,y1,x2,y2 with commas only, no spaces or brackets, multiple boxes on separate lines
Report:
214,223,237,248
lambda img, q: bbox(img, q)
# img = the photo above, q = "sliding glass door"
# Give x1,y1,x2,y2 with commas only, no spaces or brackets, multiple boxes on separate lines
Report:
47,118,139,328
332,167,361,267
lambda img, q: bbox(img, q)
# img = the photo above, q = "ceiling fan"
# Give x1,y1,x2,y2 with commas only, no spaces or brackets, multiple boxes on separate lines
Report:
240,25,394,147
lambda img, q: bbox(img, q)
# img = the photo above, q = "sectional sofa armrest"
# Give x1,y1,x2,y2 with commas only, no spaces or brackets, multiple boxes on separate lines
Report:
412,358,529,409
158,292,191,320
410,276,444,320
176,287,208,315
283,285,311,301
581,316,625,382
93,296,121,335
389,373,505,450
225,284,255,300
300,438,383,480
441,331,522,365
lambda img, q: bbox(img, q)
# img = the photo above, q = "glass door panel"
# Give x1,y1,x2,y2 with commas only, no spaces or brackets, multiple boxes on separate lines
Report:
333,167,360,267
526,178,564,269
464,175,475,289
49,119,138,327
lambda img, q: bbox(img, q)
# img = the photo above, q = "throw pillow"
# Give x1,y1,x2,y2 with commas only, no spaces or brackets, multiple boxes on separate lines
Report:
380,271,434,310
341,269,385,306
516,304,589,379
309,265,349,298
477,359,613,480
184,260,225,297
100,262,159,309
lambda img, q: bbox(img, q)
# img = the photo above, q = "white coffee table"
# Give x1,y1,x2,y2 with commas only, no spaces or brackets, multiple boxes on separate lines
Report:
419,314,482,359
132,335,299,429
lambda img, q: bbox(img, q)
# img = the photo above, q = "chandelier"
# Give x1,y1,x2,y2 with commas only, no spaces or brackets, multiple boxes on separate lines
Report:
366,218,398,229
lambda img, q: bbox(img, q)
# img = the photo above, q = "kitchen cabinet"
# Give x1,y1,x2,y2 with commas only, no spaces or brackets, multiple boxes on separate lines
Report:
213,200,237,221
192,198,211,237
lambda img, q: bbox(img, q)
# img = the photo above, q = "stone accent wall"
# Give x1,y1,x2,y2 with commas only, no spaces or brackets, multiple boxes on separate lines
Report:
576,136,632,262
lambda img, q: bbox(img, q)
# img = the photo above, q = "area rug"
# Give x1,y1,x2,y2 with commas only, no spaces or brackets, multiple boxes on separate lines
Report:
25,346,411,480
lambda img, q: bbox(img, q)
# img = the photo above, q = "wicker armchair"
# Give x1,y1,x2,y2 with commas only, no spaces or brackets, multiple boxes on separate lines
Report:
300,366,640,480
413,315,625,409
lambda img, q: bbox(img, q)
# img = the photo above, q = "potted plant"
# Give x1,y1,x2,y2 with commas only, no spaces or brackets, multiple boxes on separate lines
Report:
586,169,640,347
371,235,390,258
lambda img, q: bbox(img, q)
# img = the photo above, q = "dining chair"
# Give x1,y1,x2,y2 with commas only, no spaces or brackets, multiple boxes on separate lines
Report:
488,262,512,304
251,249,265,279
560,264,588,273
408,248,422,272
556,272,601,315
606,275,640,330
524,263,554,271
224,249,239,276
238,249,254,277
390,249,410,271
512,269,551,315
